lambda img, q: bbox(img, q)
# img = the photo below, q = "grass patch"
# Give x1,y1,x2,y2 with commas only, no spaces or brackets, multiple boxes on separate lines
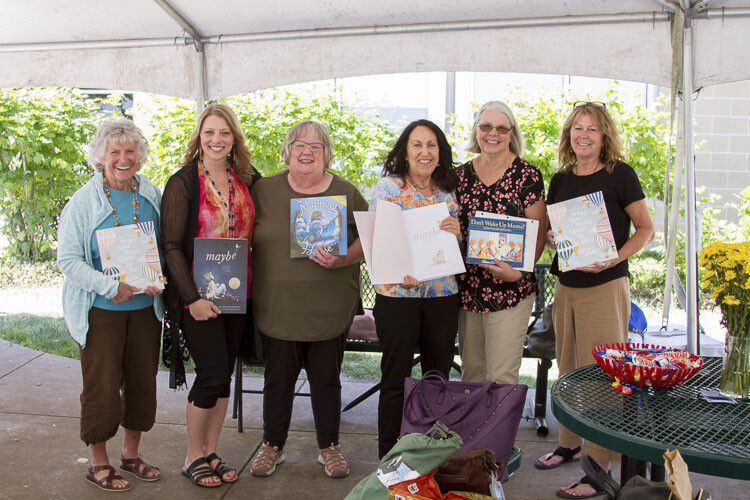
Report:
0,311,553,388
0,313,79,358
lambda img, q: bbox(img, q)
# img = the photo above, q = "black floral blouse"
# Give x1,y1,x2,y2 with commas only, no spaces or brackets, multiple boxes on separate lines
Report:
456,157,545,313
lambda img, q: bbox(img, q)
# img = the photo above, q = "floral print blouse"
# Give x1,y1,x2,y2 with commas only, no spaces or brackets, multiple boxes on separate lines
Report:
369,175,459,298
456,157,544,313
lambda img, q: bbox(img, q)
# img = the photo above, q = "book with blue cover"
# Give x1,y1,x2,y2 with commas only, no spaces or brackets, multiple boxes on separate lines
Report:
290,195,347,258
467,215,528,269
547,191,619,271
192,237,248,313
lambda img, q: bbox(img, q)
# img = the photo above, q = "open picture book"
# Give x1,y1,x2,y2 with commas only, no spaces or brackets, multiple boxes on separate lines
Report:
354,200,466,285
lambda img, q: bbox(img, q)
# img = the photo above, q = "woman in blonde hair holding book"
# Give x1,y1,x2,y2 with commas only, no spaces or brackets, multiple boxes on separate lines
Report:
536,101,654,499
161,103,260,488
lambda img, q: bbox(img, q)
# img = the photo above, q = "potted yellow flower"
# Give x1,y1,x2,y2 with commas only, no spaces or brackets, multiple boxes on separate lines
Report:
699,241,750,398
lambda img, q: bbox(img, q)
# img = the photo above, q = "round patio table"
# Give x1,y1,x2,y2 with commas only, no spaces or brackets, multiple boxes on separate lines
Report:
551,357,750,481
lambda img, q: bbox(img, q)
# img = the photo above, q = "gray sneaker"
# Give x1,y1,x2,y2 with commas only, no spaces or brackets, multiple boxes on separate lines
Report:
317,443,349,478
250,442,285,477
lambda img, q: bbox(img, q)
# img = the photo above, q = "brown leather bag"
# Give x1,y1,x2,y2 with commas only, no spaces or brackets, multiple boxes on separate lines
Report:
433,448,501,495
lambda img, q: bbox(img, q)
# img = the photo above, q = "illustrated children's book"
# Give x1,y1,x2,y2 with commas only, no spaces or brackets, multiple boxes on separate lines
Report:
95,221,164,292
354,200,466,285
192,238,248,313
290,195,347,258
466,212,538,272
547,191,619,271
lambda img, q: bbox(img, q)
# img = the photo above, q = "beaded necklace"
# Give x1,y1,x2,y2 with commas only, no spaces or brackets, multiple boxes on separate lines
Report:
201,160,236,237
103,177,138,226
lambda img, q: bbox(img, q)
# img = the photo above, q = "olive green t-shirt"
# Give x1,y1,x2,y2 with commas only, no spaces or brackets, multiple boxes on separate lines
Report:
250,170,368,341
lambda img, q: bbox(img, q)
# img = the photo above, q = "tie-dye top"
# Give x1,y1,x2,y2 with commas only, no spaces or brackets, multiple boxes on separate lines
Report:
197,167,255,296
368,175,459,298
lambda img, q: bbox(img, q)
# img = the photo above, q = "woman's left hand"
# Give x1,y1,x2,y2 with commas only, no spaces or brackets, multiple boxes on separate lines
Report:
478,259,523,282
311,247,346,269
439,216,462,241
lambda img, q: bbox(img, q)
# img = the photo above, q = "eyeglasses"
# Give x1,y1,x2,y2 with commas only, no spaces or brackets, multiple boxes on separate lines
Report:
573,101,606,109
292,140,324,153
477,123,513,135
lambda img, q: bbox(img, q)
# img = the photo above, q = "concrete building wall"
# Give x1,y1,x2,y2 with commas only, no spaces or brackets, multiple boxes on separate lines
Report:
693,80,750,223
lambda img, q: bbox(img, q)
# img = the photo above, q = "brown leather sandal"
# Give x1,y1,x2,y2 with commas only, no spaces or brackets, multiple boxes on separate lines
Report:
85,465,132,492
120,454,161,481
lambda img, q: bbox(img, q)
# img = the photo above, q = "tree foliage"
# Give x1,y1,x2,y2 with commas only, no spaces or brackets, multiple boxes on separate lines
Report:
142,88,396,188
0,88,101,261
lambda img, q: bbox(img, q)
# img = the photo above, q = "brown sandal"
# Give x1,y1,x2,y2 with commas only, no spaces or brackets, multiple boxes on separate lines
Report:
120,454,161,481
85,465,132,492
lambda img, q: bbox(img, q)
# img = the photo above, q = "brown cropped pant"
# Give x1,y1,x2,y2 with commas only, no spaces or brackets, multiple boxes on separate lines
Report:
553,276,630,463
79,306,161,445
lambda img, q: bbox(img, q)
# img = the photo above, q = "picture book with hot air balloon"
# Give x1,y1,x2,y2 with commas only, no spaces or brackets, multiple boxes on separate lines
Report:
95,222,164,292
547,191,618,271
290,195,347,258
466,211,538,272
192,238,248,313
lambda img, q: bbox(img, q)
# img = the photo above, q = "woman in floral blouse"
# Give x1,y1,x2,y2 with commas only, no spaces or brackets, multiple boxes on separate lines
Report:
371,119,463,458
455,101,547,386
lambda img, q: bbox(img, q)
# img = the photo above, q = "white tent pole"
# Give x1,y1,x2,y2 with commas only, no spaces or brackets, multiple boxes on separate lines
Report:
682,6,699,354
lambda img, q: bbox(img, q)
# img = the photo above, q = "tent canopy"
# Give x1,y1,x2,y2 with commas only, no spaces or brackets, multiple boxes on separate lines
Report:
2,0,749,100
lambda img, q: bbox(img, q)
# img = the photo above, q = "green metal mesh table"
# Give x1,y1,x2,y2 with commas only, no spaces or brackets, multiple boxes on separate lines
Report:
551,357,750,481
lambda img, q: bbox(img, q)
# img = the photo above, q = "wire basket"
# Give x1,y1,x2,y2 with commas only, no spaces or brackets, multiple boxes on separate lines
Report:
592,343,704,388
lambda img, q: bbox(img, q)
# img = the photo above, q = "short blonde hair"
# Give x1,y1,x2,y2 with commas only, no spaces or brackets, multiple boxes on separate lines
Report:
87,118,149,173
281,121,334,171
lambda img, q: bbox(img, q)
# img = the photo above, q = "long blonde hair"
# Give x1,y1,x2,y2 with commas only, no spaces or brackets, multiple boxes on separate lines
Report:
180,104,254,184
557,103,624,173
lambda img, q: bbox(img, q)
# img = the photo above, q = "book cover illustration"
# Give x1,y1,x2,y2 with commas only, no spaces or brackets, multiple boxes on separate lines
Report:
547,191,618,271
193,238,248,313
467,216,527,268
354,200,466,285
290,195,347,258
95,221,164,292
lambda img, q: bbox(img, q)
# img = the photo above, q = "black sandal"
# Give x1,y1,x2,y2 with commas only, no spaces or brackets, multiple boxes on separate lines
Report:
535,446,582,469
181,457,222,488
555,475,606,499
207,452,238,483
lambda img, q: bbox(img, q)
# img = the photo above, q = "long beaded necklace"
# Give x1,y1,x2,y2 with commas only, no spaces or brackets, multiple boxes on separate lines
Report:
103,177,139,226
201,160,236,237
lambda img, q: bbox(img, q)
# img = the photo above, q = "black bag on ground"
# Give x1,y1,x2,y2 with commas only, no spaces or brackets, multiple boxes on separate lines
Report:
527,303,555,359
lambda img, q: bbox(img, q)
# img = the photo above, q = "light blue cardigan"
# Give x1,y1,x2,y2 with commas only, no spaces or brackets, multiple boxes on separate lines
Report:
57,172,165,347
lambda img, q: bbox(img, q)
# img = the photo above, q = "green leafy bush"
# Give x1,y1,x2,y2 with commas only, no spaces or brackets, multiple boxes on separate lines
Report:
0,88,102,261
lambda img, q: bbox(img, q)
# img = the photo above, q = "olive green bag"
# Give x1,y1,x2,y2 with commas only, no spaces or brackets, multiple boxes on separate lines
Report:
345,427,463,500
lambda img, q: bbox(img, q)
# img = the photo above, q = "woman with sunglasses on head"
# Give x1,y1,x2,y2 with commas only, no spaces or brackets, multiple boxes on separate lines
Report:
455,101,546,387
536,102,654,499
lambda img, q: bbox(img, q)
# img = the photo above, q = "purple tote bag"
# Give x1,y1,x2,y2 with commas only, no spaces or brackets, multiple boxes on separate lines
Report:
400,370,527,479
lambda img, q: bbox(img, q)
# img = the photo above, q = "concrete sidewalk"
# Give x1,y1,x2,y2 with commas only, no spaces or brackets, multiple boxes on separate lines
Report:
1,340,745,499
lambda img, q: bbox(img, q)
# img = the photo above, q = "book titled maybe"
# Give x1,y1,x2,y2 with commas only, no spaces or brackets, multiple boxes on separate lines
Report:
193,238,248,313
354,200,466,285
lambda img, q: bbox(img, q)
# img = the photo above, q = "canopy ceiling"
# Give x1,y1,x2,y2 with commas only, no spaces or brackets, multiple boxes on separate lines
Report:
1,0,749,100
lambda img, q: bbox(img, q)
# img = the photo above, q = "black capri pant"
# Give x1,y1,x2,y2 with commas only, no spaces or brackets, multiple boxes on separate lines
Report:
181,301,248,409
